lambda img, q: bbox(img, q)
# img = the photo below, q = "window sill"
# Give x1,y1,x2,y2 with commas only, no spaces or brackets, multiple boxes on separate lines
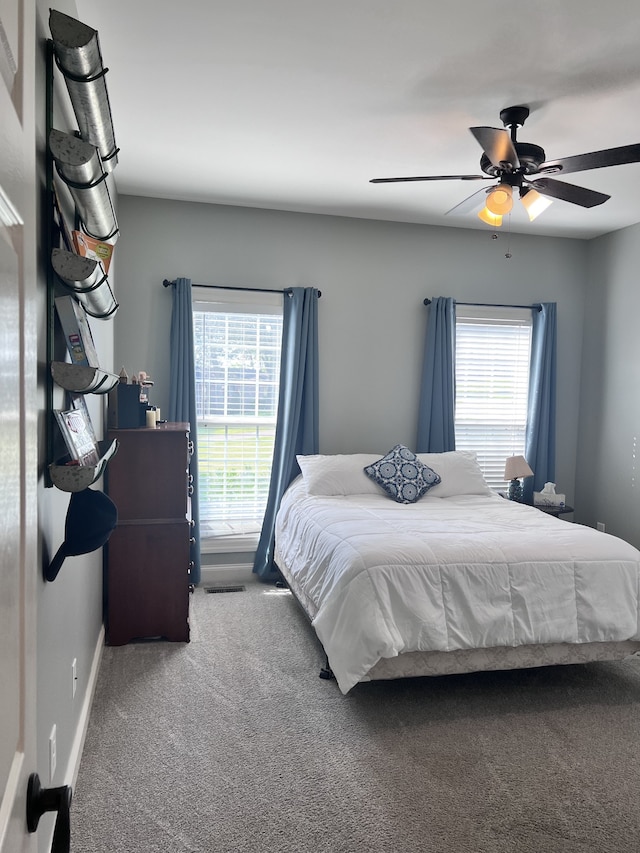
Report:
201,531,260,555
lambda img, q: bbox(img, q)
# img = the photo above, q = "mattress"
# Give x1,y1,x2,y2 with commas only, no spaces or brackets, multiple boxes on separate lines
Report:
274,477,640,693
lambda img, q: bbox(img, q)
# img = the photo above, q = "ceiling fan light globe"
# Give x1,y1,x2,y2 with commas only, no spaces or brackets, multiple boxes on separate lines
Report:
485,184,513,215
478,207,502,226
520,188,553,221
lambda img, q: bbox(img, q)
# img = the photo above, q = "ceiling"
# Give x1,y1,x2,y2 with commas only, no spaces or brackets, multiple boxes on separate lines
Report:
73,0,640,240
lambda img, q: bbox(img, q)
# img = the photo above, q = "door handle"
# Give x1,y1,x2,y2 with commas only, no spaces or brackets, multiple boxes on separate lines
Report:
26,772,72,853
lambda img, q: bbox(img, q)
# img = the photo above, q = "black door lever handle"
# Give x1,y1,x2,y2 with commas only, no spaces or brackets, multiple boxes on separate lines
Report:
26,772,72,853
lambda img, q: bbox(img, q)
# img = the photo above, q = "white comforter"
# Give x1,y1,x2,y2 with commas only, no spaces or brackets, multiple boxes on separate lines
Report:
274,478,640,693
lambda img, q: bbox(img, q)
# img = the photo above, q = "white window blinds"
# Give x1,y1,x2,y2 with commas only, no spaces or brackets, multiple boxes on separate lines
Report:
192,289,283,539
455,306,532,490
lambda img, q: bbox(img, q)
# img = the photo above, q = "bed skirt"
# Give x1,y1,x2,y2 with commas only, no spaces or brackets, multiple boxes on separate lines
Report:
275,555,640,685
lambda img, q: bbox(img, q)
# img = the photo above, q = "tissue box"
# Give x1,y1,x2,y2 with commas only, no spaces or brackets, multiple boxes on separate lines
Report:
534,492,566,507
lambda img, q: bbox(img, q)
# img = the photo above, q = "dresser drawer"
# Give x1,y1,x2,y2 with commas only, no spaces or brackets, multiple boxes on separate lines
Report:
106,520,190,645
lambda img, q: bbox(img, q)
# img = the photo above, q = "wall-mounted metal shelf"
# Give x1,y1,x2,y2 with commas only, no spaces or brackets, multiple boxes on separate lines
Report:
51,248,117,319
50,361,119,394
48,438,119,493
46,10,121,491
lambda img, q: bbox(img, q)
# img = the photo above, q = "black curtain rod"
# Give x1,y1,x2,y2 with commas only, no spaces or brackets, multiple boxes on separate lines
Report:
424,298,540,311
163,280,321,298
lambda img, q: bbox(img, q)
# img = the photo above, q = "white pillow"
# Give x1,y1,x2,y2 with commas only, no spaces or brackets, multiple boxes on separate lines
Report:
417,450,492,497
296,454,383,496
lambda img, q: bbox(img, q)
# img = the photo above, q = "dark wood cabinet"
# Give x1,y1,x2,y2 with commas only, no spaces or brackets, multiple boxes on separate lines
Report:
106,422,192,645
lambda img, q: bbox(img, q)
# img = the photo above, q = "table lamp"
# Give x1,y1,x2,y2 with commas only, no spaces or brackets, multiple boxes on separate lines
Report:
504,455,534,502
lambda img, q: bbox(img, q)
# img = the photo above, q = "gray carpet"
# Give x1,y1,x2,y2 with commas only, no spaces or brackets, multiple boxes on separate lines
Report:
71,583,640,853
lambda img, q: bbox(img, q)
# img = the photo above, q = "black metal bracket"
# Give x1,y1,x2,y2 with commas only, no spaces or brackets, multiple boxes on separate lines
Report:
45,39,56,487
319,653,335,681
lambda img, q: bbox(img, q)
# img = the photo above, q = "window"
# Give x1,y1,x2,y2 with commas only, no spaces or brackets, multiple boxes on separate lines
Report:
455,306,532,490
192,288,283,545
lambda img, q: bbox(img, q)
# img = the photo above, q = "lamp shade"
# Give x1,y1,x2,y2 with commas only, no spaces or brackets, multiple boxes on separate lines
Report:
504,455,534,480
478,207,503,226
520,187,553,221
486,183,513,215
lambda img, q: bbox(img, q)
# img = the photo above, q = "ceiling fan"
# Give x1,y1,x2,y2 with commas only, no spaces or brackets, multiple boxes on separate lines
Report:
370,105,640,226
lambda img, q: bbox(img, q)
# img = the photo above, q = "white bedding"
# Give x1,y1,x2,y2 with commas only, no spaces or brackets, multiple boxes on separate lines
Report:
274,477,640,693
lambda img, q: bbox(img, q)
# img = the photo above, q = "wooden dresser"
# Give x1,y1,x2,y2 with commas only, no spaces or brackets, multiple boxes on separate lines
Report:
105,422,193,645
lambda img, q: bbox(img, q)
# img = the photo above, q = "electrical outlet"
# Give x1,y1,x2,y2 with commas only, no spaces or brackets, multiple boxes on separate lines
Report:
72,658,77,698
49,725,57,782
597,521,606,532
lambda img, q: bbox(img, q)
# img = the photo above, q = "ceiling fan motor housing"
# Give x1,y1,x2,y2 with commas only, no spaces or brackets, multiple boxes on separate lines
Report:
480,143,547,178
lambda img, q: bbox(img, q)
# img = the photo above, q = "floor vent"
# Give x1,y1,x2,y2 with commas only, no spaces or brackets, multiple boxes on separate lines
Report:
204,585,246,594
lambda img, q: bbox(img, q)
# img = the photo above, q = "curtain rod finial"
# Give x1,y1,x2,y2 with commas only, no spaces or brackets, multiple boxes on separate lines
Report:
162,279,174,288
423,298,432,306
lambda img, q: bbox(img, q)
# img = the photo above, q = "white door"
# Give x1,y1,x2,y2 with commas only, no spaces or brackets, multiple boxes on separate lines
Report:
0,0,38,850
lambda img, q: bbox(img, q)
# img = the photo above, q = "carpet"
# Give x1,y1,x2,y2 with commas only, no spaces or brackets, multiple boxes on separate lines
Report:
71,583,640,852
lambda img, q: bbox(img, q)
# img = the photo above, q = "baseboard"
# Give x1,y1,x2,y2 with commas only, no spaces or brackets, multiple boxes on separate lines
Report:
199,563,257,586
66,624,105,788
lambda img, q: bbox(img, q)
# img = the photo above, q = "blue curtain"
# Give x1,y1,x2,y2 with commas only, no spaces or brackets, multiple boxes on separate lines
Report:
168,277,201,585
523,302,557,504
416,297,456,452
253,287,319,582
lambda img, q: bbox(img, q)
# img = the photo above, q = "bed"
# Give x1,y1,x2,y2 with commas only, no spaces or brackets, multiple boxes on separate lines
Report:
274,448,640,694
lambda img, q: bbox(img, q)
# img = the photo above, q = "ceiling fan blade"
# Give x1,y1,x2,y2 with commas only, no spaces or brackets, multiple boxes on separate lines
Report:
370,174,489,184
539,143,640,176
469,127,519,170
445,186,492,216
527,177,610,208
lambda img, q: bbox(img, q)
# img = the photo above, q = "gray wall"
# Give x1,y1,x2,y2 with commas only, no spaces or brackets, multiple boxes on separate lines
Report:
26,6,638,848
576,222,640,547
115,195,587,508
35,5,114,847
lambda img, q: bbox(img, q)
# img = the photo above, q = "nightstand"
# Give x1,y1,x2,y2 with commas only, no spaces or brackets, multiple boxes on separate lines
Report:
498,491,574,518
534,503,574,518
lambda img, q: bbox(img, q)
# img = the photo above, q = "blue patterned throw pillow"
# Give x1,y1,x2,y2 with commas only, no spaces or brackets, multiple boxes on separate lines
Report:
364,445,441,504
